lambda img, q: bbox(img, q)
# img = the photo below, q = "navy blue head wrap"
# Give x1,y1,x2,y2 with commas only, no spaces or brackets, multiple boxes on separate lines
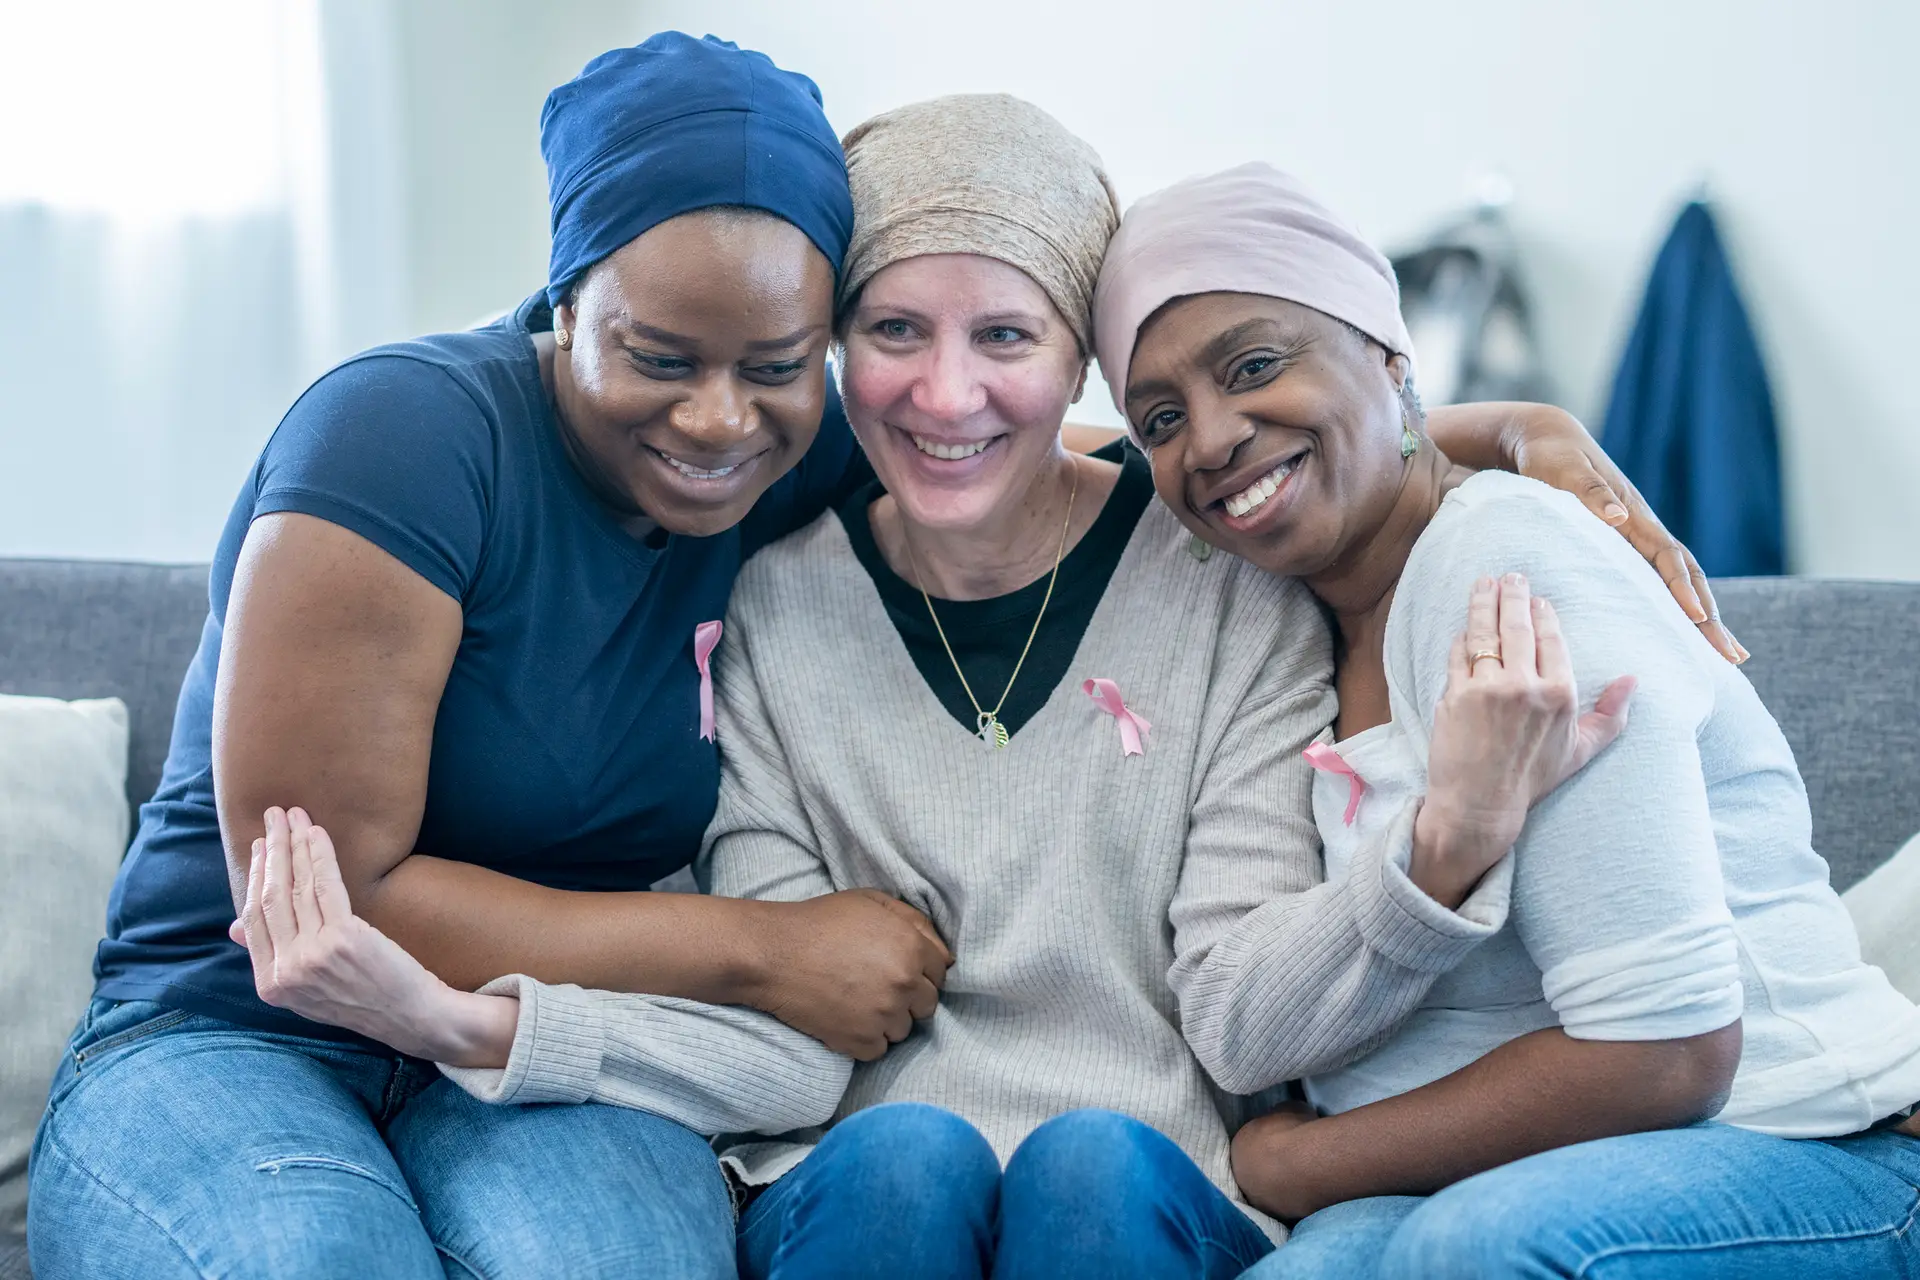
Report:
540,32,855,307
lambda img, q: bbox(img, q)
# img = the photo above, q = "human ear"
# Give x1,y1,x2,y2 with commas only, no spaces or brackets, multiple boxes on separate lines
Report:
1385,351,1412,394
1070,360,1089,405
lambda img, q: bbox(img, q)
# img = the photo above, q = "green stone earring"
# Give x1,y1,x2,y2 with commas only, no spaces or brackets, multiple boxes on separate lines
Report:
1401,405,1419,459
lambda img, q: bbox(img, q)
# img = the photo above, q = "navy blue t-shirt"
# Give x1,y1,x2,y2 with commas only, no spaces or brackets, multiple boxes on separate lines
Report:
94,293,862,1036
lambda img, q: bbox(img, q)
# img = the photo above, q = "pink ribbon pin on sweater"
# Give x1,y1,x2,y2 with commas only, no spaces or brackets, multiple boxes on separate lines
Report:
694,621,723,742
1302,741,1365,825
1083,678,1150,757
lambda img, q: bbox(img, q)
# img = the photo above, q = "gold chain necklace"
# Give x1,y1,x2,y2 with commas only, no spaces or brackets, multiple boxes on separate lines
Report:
902,461,1081,749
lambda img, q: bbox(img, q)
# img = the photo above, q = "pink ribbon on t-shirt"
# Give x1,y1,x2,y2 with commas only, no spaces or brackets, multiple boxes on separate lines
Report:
1083,678,1151,757
1302,741,1365,825
694,620,723,742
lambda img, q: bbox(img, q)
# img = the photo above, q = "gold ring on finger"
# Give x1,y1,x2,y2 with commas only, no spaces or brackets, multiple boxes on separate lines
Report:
1469,648,1502,666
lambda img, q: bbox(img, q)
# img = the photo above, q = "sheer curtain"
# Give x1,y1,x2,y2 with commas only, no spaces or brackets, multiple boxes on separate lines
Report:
0,0,408,562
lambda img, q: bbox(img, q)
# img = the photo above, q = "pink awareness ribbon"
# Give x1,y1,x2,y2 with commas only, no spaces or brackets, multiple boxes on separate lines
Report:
1302,741,1365,825
1083,678,1151,757
694,620,723,742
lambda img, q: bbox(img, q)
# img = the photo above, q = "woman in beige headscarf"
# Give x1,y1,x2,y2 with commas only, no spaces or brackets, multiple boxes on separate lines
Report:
225,93,1733,1279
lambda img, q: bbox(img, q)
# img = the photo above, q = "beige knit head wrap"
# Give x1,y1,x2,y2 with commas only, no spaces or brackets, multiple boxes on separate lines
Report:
838,93,1120,352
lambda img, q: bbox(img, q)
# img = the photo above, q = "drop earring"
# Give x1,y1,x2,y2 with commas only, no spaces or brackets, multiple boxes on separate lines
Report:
1400,404,1419,459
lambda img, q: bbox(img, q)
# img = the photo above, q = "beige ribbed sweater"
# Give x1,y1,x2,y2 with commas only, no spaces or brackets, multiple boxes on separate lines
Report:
441,499,1508,1243
701,501,1333,1240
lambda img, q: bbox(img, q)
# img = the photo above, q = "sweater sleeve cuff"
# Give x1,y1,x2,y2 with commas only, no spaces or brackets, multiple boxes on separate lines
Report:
1351,798,1511,973
436,975,607,1105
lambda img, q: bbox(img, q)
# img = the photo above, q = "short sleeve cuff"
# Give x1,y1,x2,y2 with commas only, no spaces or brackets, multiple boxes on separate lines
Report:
436,974,607,1105
1352,798,1511,973
255,485,467,602
1545,924,1745,1040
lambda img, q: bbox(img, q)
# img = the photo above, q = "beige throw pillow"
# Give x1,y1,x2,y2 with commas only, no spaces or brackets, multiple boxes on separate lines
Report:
1844,831,1920,1004
0,695,129,1236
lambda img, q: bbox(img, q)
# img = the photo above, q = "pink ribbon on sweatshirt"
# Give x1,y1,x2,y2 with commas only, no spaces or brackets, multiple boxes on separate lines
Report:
1302,741,1365,825
694,620,723,742
1083,678,1151,757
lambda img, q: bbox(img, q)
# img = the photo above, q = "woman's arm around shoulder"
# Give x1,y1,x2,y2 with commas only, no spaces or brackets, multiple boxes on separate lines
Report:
1425,401,1745,663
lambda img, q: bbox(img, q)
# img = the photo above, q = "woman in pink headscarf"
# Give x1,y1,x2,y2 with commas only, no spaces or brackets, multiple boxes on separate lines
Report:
1098,162,1920,1280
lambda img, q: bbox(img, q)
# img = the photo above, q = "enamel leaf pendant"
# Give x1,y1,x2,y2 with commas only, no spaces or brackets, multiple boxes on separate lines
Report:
977,712,1010,749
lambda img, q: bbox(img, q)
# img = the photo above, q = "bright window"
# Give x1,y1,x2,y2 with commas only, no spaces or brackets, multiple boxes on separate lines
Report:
0,1,299,217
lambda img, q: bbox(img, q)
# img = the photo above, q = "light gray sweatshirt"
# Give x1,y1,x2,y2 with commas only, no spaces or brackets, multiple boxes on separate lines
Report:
690,500,1338,1240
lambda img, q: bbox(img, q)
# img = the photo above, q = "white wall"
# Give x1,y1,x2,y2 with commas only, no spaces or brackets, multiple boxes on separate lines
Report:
391,0,639,336
0,0,639,565
636,0,1920,578
7,1,1915,576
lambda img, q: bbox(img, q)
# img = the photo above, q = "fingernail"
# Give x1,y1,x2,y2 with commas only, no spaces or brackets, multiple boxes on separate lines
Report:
1476,576,1495,592
1503,572,1526,587
252,838,265,857
1604,503,1628,523
290,807,308,826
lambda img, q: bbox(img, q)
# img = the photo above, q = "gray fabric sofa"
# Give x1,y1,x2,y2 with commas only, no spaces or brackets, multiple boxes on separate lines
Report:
3,559,1918,1276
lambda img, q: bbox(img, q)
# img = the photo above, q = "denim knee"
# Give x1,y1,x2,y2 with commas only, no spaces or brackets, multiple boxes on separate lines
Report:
738,1104,1000,1280
998,1110,1272,1280
1246,1197,1424,1280
1376,1183,1560,1280
391,1082,735,1280
811,1102,1000,1215
1004,1108,1164,1205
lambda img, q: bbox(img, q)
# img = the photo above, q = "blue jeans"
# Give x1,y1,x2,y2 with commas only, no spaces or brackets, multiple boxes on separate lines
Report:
28,998,737,1279
737,1102,1275,1279
1242,1122,1920,1279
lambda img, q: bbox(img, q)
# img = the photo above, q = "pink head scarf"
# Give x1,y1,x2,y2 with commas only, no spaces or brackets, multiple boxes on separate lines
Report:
1092,162,1416,446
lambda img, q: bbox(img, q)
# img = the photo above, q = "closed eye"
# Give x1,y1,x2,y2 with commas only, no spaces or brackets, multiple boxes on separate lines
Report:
627,350,694,378
744,357,810,385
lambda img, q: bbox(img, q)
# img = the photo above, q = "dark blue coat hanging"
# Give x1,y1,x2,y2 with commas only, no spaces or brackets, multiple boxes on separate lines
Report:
1601,202,1784,576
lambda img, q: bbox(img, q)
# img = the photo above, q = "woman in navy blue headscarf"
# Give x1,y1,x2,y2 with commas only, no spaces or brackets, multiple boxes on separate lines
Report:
30,32,1730,1280
29,34,955,1280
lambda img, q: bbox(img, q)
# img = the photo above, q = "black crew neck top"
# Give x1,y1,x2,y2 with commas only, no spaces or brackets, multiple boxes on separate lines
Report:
836,440,1154,741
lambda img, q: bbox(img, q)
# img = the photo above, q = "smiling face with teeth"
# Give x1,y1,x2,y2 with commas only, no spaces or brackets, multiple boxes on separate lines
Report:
548,208,836,538
839,254,1090,540
1124,292,1417,582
